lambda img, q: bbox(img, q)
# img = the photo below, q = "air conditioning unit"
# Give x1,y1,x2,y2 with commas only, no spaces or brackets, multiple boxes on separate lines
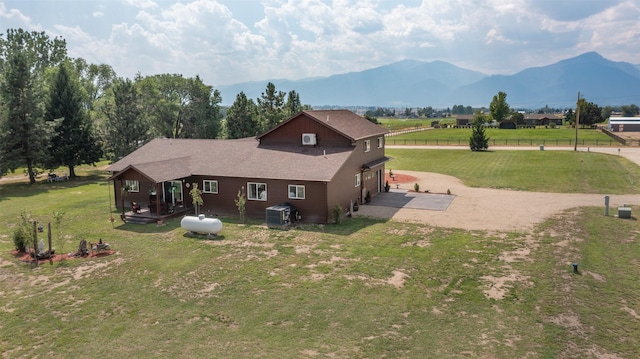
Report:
302,133,317,145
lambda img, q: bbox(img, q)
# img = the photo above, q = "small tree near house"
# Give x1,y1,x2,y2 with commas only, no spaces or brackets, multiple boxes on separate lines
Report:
469,113,489,151
189,183,203,215
235,187,246,223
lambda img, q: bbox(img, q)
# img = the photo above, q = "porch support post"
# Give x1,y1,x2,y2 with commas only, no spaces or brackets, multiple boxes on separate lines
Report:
155,182,161,215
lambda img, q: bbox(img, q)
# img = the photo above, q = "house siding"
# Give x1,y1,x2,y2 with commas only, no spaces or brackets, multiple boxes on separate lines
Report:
258,114,353,147
326,135,386,218
189,175,329,223
113,169,157,211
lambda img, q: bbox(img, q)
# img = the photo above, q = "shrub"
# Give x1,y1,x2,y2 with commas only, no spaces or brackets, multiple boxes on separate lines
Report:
332,204,343,224
13,211,33,252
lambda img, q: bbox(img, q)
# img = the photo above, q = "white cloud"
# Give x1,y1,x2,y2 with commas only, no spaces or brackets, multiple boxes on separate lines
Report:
0,2,39,31
123,0,158,10
2,0,640,86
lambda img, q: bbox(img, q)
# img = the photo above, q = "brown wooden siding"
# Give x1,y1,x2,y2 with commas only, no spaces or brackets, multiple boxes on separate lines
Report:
326,136,386,220
259,114,353,147
188,175,329,223
113,169,157,211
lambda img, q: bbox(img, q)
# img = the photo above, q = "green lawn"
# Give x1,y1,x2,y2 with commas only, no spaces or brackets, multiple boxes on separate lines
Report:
1,156,640,358
377,117,450,131
386,127,616,146
386,148,640,193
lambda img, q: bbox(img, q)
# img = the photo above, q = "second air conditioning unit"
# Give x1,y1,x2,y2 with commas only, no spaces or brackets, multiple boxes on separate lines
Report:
302,133,317,145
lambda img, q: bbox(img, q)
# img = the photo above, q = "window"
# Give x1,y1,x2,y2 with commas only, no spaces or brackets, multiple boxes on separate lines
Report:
124,179,139,193
377,136,383,148
203,180,218,194
355,173,361,187
288,185,305,199
248,182,267,201
364,139,371,152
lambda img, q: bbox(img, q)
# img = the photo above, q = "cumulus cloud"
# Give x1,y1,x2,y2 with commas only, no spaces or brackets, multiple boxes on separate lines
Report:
2,0,639,86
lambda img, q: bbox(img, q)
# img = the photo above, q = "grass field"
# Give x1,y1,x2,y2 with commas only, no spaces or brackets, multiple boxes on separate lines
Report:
385,149,640,193
1,153,640,358
386,127,617,146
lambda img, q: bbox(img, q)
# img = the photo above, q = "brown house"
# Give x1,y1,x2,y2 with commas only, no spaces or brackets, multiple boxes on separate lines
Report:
106,110,390,224
523,113,564,126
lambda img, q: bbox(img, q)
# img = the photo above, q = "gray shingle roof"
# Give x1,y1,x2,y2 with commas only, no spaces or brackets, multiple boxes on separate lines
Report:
106,137,354,183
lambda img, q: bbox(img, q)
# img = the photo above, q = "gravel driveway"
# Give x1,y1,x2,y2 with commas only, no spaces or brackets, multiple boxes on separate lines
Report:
355,146,640,231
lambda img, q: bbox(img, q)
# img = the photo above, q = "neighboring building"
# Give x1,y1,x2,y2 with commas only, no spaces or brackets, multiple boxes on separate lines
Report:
106,110,390,224
608,117,640,132
523,113,564,126
455,115,474,127
499,120,517,129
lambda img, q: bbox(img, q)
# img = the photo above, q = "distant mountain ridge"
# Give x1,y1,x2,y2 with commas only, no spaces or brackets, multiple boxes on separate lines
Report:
218,52,640,109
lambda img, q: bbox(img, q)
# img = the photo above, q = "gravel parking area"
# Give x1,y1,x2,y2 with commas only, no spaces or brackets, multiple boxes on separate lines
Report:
354,170,640,232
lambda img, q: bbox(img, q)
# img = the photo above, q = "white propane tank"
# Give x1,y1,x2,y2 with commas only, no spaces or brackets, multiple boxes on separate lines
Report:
180,214,223,236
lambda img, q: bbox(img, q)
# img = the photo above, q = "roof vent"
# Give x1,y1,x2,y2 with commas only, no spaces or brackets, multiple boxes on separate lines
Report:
302,133,317,145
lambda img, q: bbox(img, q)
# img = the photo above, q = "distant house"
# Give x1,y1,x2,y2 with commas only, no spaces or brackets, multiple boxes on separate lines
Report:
499,120,517,129
608,117,640,132
455,115,475,127
106,110,390,224
523,113,564,126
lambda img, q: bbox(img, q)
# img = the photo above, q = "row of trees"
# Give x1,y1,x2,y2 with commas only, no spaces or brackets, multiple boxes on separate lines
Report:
469,91,613,152
369,102,639,120
226,83,310,139
0,29,307,183
487,91,608,127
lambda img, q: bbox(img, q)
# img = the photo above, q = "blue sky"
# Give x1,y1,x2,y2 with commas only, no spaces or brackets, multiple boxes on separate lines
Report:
1,0,639,88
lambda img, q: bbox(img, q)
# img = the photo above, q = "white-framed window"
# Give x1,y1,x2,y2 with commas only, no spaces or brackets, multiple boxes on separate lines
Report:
248,182,267,201
364,139,371,152
355,173,361,187
203,180,218,194
288,185,305,199
124,179,139,193
377,136,383,148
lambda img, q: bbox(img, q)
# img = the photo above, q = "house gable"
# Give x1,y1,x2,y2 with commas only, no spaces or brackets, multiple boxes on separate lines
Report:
257,110,387,147
258,113,353,147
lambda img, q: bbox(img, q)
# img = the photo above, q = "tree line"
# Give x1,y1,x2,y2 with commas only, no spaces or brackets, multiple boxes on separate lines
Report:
2,28,638,180
0,29,308,183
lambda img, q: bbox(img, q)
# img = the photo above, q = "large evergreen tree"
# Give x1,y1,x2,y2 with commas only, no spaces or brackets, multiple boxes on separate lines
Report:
0,29,67,183
45,61,102,178
257,82,285,132
284,90,303,117
226,92,259,139
0,51,49,183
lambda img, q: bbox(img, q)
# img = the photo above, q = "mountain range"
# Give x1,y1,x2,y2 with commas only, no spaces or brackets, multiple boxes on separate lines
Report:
217,52,640,109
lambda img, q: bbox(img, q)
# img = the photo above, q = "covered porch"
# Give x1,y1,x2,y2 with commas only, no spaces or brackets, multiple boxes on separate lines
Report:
108,159,194,224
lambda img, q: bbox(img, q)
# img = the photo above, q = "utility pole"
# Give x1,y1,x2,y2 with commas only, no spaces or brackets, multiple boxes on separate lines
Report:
574,91,581,152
